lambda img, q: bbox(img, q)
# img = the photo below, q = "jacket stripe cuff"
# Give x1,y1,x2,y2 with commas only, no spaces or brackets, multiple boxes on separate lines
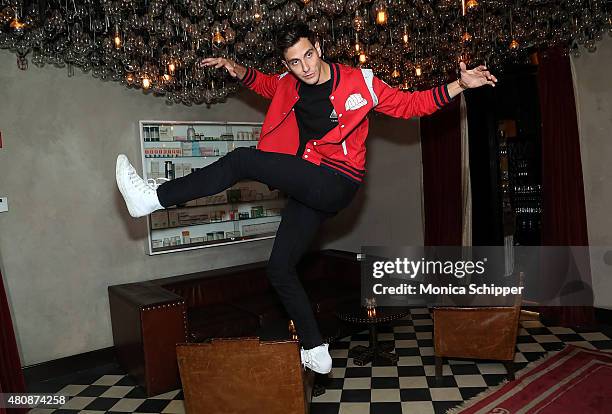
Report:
241,68,256,87
442,84,451,103
433,85,452,109
432,87,442,108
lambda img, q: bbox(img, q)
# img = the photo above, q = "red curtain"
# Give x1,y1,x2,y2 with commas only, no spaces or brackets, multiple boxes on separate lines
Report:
421,99,462,246
537,47,595,327
1,268,26,412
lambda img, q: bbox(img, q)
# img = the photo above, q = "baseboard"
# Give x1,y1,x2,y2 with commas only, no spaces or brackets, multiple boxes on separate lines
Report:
595,307,612,326
23,347,116,385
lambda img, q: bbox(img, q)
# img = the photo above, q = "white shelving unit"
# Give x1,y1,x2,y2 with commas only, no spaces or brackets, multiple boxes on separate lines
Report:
139,120,286,255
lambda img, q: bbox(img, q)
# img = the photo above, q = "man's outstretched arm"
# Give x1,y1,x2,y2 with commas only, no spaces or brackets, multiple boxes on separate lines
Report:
373,62,498,119
199,57,280,99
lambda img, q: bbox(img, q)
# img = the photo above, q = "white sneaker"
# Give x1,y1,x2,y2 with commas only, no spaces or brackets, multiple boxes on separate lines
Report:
300,343,332,374
116,154,166,217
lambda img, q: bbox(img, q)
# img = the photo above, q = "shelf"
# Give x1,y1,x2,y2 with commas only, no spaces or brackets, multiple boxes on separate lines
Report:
145,155,224,159
166,197,285,210
140,120,281,254
144,139,259,143
151,232,277,253
151,215,282,231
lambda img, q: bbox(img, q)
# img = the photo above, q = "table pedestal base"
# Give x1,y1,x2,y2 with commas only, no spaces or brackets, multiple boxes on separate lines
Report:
348,340,399,366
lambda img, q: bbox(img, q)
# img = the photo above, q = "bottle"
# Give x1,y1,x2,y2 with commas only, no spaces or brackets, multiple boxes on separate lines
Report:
187,125,196,141
164,161,175,180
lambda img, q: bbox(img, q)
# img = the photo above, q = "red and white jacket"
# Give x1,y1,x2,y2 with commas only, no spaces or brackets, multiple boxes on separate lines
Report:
242,62,453,183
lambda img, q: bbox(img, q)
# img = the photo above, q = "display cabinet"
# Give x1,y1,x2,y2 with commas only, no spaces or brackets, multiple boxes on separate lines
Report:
139,120,286,255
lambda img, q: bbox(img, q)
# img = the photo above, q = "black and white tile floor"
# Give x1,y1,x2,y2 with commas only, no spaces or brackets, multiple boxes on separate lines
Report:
29,308,612,414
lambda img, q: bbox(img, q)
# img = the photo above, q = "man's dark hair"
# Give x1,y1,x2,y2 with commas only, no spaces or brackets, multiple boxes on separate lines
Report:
277,23,317,58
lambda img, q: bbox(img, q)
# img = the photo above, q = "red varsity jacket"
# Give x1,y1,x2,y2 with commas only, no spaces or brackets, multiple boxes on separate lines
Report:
241,62,453,183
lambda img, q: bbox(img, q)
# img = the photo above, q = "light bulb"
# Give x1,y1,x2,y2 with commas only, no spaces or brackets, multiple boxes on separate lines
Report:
391,66,400,78
168,62,176,74
415,64,422,76
509,39,519,50
212,28,226,47
9,9,26,32
466,0,478,10
142,76,151,89
113,25,121,49
375,1,388,25
462,32,472,43
252,1,262,24
353,11,364,32
359,51,367,63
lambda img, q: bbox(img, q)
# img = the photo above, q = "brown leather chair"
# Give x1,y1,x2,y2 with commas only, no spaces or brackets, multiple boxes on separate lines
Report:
433,273,524,380
176,338,314,414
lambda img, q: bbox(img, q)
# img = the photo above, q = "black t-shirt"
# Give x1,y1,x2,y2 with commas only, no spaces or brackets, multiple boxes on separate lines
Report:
294,69,338,157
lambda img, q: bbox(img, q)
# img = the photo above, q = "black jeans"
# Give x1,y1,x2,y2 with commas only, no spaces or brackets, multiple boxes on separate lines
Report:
157,147,359,349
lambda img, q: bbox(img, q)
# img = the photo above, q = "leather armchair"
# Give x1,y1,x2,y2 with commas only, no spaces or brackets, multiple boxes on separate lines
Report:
432,273,524,380
177,338,314,414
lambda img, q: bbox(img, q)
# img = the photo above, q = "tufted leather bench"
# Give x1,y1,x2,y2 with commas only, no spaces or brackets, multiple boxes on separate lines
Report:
108,249,361,396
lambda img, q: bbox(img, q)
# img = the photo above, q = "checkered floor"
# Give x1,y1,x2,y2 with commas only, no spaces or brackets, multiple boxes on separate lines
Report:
29,308,612,414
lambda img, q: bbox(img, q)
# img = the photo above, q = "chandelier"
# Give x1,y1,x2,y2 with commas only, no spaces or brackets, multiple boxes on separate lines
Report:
0,0,610,106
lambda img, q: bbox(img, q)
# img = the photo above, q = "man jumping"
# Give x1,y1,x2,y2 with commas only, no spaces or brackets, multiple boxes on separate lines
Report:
116,23,497,374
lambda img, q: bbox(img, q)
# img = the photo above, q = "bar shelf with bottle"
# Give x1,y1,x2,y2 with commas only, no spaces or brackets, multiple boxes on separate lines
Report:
139,120,286,255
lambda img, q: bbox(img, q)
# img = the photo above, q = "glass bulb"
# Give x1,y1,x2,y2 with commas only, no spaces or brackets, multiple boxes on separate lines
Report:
212,28,226,47
415,64,422,76
509,39,519,50
375,0,388,25
113,25,121,49
353,11,364,32
359,51,367,63
168,62,176,73
142,76,151,89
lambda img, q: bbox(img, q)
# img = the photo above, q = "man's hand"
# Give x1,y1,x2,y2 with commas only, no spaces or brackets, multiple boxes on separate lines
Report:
198,57,247,80
459,61,498,89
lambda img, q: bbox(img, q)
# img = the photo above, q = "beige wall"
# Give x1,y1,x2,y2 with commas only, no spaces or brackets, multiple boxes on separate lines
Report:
0,50,424,365
571,36,612,310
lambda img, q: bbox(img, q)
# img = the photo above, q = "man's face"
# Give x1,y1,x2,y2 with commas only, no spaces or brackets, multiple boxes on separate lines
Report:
282,38,324,85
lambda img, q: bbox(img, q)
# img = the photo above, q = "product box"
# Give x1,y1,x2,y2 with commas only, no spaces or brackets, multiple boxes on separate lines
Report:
227,189,241,203
159,126,173,141
174,163,184,178
242,221,280,236
150,211,169,229
168,210,179,227
150,161,160,174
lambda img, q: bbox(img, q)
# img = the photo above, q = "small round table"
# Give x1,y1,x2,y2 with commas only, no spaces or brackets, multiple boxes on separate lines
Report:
335,304,410,366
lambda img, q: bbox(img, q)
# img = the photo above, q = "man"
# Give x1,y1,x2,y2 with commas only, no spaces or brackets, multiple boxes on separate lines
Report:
116,23,497,374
